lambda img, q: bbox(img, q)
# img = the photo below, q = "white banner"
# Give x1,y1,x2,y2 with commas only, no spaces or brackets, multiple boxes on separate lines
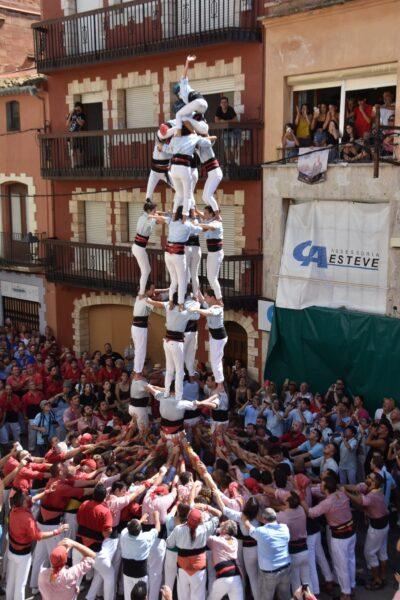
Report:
0,280,40,303
298,147,329,184
258,300,275,332
276,201,389,314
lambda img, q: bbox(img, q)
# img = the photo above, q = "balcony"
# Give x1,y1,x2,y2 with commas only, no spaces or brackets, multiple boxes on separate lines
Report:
44,239,262,310
33,0,262,72
0,232,46,272
39,122,263,181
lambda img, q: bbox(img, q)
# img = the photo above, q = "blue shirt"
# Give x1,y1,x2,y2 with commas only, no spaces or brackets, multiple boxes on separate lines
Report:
239,405,259,427
297,440,324,459
249,522,290,571
33,410,57,445
263,408,284,437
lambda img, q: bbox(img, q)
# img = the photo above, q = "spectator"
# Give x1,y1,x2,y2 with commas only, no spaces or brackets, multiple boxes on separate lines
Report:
30,399,58,456
326,120,339,161
282,123,299,160
354,97,373,138
295,104,312,146
66,102,86,167
323,103,340,129
341,123,357,160
311,103,328,131
234,376,252,408
345,97,356,125
382,114,396,156
379,90,395,126
214,96,237,123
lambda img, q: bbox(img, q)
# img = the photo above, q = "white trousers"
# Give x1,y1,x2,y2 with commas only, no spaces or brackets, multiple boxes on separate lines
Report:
64,512,78,542
164,548,178,591
164,339,184,401
171,164,194,216
330,534,356,595
177,567,207,600
30,521,64,590
209,575,244,600
86,537,119,600
165,251,187,305
6,550,32,600
209,335,227,383
148,538,166,600
202,167,223,212
123,574,148,600
364,524,389,568
290,549,311,593
131,324,148,374
192,167,199,191
207,250,224,299
184,331,198,376
176,98,208,130
132,243,151,296
307,531,333,594
243,545,259,600
146,170,172,199
185,245,202,296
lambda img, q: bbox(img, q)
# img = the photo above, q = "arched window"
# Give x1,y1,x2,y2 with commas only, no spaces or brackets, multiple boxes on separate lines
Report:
6,101,20,132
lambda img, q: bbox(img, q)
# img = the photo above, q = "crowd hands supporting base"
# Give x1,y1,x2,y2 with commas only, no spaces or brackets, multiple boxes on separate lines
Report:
1,312,400,600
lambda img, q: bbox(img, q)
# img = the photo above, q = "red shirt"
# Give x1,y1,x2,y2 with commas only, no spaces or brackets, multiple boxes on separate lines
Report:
44,448,67,464
22,372,43,390
9,507,44,552
63,365,81,384
13,462,48,493
97,367,120,384
39,478,85,523
77,500,113,548
279,431,306,449
22,390,44,419
0,392,22,423
6,374,24,392
44,376,63,399
354,103,373,138
3,456,19,487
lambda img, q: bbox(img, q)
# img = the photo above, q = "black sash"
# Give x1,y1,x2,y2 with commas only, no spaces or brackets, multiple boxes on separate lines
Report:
289,538,308,554
152,158,170,173
209,327,227,340
77,524,104,541
171,154,192,167
178,545,207,557
370,515,389,529
185,320,198,333
206,238,223,253
165,330,184,342
132,316,149,328
161,417,184,431
186,235,200,247
130,397,149,408
9,532,32,555
188,91,203,102
122,557,148,578
215,559,240,579
212,409,229,422
330,519,354,539
184,408,201,420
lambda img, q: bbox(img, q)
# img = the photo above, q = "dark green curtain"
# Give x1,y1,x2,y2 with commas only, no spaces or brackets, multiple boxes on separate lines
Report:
265,306,399,411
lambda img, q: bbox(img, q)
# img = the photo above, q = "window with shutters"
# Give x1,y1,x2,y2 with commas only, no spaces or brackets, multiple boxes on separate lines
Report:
4,184,30,236
85,202,108,244
6,101,20,132
171,76,235,119
126,86,155,128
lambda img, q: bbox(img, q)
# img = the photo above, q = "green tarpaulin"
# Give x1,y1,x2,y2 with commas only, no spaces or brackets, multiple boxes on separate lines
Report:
265,306,400,412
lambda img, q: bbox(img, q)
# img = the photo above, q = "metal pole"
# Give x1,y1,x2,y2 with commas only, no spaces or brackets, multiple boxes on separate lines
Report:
373,104,380,178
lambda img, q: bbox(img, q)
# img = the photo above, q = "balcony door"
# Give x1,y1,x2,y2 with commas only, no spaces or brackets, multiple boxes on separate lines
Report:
81,96,104,168
65,0,104,57
79,201,111,274
175,0,239,36
0,184,32,261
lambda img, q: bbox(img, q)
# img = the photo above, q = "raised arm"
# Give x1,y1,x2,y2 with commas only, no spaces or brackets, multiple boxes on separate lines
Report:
183,55,196,78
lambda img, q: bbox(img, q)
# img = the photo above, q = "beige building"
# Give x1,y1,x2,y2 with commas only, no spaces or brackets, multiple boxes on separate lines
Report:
260,0,400,364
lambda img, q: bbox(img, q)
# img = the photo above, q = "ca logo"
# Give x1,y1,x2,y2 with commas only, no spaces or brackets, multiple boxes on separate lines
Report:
293,241,328,268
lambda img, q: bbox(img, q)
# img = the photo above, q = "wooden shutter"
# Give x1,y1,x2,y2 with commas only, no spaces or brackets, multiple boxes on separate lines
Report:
126,86,155,128
128,203,143,241
76,0,102,12
190,76,236,95
85,201,107,244
10,193,22,236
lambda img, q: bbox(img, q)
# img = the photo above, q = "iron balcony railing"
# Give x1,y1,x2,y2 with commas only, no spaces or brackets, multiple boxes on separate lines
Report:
33,0,262,71
39,122,263,181
45,239,262,310
0,232,46,269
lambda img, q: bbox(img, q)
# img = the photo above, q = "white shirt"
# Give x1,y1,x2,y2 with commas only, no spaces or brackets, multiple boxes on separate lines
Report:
120,528,158,560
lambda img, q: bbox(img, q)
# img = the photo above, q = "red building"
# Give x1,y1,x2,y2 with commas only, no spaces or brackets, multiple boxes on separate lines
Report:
32,0,264,378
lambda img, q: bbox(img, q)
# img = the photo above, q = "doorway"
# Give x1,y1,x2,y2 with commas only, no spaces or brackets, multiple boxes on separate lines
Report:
82,100,104,168
224,321,247,368
88,304,131,356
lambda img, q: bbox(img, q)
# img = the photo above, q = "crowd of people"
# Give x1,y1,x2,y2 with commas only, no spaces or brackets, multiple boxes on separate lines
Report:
282,89,397,162
1,318,400,600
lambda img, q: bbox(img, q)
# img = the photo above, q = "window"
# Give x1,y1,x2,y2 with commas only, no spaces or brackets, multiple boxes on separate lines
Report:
6,184,30,236
6,101,20,132
126,86,155,128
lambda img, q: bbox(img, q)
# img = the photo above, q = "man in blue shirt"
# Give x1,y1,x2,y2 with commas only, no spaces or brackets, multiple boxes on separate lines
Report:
30,400,58,456
242,507,291,600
